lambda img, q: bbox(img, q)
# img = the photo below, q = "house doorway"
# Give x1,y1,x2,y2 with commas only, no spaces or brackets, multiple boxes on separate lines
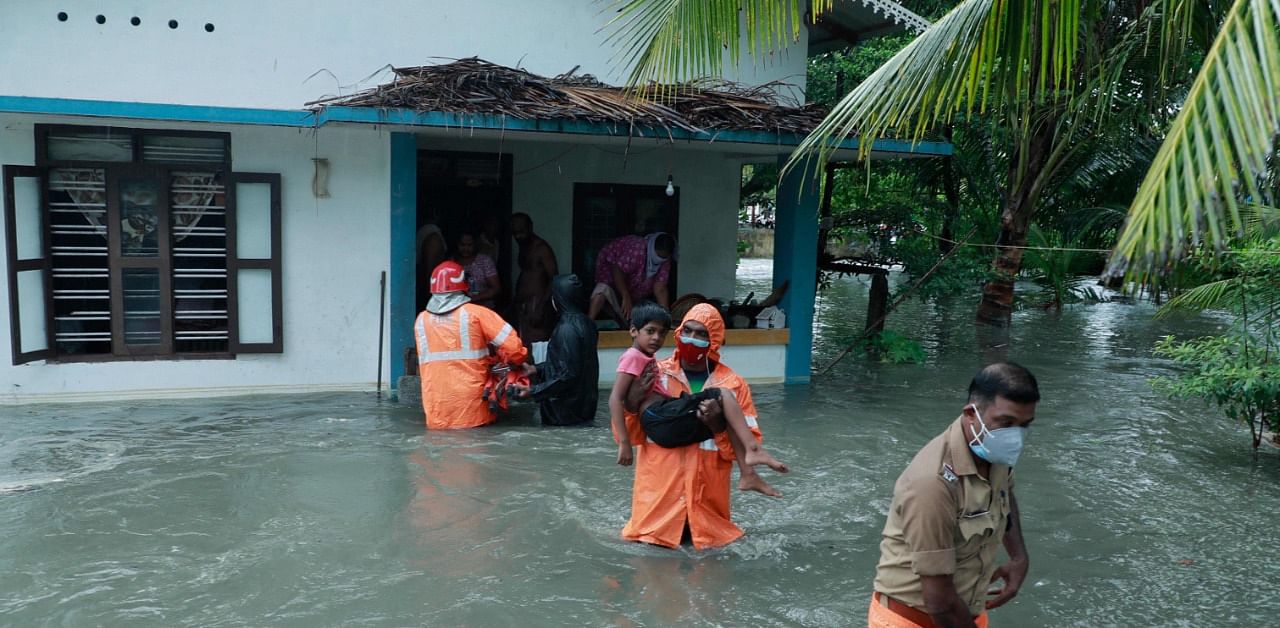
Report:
415,150,513,313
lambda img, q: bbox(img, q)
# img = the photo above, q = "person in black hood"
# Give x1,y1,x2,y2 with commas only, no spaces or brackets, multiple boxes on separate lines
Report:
517,273,599,425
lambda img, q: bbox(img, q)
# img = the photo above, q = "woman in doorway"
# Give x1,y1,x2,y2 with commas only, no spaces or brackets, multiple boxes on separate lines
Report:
588,232,676,323
455,231,501,310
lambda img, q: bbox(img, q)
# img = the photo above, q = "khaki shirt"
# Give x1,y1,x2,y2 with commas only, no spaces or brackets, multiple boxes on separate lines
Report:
873,417,1014,616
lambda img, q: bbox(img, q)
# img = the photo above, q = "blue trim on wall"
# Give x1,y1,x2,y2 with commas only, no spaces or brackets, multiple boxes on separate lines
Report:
0,95,952,156
388,133,418,389
773,155,821,385
0,95,316,127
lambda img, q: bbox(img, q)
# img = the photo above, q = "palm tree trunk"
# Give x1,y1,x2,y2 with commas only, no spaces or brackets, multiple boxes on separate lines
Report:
975,120,1056,326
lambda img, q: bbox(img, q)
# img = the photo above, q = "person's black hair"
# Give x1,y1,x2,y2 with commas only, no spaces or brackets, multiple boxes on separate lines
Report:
629,301,671,331
511,212,532,228
654,232,675,254
968,362,1040,405
454,230,478,247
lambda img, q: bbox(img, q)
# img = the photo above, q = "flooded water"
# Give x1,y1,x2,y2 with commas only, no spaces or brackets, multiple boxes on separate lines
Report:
3,259,1278,627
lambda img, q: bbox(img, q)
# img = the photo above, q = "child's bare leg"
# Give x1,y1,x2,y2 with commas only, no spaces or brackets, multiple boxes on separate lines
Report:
699,403,778,496
726,421,783,497
701,396,788,498
698,392,787,472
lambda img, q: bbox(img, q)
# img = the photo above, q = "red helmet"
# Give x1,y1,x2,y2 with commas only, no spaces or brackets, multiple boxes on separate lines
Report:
430,261,470,294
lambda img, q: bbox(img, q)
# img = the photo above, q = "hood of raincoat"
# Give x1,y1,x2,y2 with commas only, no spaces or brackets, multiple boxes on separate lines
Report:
675,303,725,364
526,273,598,425
426,291,470,315
549,273,588,314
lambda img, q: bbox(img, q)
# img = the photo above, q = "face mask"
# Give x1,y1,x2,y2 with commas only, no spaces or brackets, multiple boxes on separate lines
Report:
967,404,1026,466
677,334,710,363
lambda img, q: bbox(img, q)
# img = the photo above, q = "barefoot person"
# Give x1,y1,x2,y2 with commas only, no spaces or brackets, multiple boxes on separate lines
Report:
510,212,558,344
610,303,786,489
869,362,1037,628
616,303,785,550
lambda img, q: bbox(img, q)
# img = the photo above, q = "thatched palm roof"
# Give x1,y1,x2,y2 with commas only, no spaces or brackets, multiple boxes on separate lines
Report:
306,58,827,136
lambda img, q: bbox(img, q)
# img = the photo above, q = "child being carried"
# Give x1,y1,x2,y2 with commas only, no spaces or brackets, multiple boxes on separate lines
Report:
609,302,787,497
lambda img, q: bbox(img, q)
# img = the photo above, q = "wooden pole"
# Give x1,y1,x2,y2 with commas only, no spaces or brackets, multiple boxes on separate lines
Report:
865,272,889,335
376,271,387,397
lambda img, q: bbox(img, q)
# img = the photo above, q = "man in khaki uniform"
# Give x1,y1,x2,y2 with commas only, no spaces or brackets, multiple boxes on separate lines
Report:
870,363,1038,628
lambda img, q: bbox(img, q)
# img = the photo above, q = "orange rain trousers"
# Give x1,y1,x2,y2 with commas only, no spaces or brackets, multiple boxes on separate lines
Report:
867,593,989,628
414,304,527,429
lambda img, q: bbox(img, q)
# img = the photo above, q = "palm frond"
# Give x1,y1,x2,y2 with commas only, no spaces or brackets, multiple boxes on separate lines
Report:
1156,277,1241,317
1110,0,1280,278
1242,204,1280,238
782,0,1083,178
603,0,820,96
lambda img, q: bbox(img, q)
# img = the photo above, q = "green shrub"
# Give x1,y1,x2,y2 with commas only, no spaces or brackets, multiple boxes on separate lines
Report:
864,330,926,364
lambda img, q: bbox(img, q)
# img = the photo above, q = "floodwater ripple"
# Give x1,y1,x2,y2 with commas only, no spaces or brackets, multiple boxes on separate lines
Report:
0,264,1277,626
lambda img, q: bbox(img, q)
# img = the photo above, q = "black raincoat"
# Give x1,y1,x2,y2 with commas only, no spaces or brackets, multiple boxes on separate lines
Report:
526,274,599,425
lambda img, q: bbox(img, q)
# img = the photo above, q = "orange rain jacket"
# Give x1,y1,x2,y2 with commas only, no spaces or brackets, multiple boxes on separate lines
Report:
618,304,764,550
414,303,528,429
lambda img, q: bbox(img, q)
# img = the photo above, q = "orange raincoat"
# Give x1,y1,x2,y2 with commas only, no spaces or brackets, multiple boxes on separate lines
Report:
414,303,527,429
618,304,764,549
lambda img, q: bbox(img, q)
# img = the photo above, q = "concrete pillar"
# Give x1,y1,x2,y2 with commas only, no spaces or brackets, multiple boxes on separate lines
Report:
773,156,820,384
389,133,417,387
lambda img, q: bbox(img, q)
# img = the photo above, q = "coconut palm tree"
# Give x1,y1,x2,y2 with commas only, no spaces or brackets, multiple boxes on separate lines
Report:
605,0,1280,325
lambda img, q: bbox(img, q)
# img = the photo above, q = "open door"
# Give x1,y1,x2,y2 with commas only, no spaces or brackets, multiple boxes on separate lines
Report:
4,165,51,364
417,150,513,313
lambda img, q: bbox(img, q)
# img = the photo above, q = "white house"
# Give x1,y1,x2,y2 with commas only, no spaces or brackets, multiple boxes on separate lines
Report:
0,1,940,403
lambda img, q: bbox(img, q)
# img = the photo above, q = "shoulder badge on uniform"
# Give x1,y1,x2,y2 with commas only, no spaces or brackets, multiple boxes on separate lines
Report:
940,463,957,483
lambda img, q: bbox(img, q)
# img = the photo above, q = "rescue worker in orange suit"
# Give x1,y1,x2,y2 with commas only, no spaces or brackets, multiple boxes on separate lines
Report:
414,261,531,429
617,303,774,549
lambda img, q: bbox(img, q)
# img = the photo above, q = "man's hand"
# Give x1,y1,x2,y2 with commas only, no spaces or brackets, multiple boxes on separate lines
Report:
696,398,723,420
616,442,634,466
509,384,530,399
521,363,537,377
985,556,1029,609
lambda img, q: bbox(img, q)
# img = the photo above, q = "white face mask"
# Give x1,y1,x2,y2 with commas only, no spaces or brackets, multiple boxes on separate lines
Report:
967,404,1026,466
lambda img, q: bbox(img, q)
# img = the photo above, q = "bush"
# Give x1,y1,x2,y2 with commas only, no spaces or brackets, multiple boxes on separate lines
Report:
864,330,926,364
1153,334,1280,449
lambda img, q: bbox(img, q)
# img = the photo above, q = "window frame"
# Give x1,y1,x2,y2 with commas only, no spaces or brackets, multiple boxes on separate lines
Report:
3,123,282,364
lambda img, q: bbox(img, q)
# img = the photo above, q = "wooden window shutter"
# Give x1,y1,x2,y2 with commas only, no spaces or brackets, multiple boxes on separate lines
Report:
4,165,53,364
226,172,282,354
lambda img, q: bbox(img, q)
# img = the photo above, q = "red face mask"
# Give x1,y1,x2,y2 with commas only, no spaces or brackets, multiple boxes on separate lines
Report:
676,334,711,363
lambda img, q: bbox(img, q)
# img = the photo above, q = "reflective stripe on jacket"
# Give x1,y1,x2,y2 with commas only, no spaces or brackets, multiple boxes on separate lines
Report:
414,304,527,429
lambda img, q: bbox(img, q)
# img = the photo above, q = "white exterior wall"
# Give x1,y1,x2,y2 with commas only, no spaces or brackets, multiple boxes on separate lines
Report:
0,1,807,110
0,115,392,402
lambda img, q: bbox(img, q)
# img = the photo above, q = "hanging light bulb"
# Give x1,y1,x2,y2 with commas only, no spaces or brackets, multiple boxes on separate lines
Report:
665,174,675,197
